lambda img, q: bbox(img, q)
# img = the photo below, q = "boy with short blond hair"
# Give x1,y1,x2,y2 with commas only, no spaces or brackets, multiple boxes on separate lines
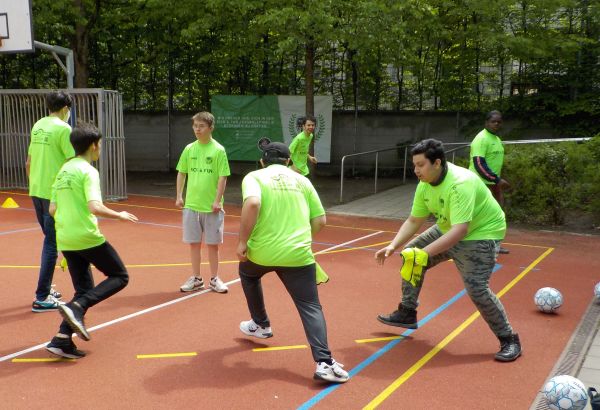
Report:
176,111,230,293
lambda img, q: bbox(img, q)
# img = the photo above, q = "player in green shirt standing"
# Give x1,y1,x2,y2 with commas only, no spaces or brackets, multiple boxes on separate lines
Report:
26,91,75,312
236,137,349,383
46,124,138,359
176,112,230,294
375,139,521,362
289,115,318,176
469,110,511,254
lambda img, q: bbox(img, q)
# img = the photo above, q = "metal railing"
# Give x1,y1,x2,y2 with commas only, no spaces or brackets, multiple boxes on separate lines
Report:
339,142,467,203
339,138,592,203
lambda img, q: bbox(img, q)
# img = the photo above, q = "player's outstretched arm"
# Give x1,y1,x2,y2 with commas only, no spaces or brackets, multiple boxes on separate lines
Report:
237,196,260,261
88,200,138,222
375,215,426,265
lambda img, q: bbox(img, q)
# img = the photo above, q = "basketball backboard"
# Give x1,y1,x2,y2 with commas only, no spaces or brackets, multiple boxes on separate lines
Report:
0,0,34,53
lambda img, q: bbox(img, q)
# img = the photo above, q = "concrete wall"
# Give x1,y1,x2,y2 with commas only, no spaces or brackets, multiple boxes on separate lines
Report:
124,111,559,174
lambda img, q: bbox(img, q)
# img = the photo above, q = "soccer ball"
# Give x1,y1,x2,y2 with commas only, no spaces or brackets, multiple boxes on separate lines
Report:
534,287,563,313
595,282,600,302
542,375,588,410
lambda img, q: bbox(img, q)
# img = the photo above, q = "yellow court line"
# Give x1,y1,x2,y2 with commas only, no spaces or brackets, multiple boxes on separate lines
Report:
252,345,308,352
363,247,554,410
0,191,29,197
12,358,75,363
356,336,404,344
106,201,242,218
319,240,391,255
137,352,197,359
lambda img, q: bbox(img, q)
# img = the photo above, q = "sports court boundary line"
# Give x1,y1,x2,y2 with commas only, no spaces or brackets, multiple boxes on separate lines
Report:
0,231,384,363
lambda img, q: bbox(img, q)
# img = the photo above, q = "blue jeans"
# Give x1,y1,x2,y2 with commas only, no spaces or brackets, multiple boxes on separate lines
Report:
32,197,58,301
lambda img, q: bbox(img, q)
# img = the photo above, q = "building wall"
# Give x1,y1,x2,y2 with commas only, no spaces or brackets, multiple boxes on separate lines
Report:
124,111,559,173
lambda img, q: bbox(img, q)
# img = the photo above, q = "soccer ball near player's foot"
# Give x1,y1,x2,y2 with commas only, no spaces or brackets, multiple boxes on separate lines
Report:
542,375,588,410
534,287,563,313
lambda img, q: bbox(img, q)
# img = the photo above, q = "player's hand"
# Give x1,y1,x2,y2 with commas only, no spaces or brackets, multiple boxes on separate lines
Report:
309,155,318,164
498,179,511,191
212,201,222,213
175,198,184,208
400,247,428,287
119,211,138,222
237,242,248,262
375,245,395,266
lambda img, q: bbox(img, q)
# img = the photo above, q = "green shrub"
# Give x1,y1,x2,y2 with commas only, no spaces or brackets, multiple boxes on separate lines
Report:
502,136,600,225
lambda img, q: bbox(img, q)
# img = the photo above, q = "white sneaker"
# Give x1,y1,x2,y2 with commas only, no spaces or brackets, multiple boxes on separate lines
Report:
314,360,349,383
180,276,204,292
239,319,273,339
209,276,228,293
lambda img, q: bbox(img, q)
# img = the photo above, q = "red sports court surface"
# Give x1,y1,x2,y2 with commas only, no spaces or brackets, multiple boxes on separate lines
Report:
1,191,599,409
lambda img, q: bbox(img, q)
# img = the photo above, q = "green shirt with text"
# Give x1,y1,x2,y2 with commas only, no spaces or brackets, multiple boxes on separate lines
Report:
51,158,106,251
411,163,506,240
28,116,75,199
176,139,231,212
289,131,313,176
242,164,324,266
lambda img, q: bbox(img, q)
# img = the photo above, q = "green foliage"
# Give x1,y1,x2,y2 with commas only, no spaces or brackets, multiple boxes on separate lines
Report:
0,0,598,121
503,137,600,225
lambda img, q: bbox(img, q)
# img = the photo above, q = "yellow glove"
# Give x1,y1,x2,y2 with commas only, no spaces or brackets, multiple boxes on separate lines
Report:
316,262,330,285
400,248,428,287
60,257,68,272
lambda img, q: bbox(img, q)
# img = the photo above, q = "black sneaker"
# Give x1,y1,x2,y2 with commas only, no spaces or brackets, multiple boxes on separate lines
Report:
46,336,86,359
58,302,90,341
495,333,521,362
377,304,418,329
498,247,510,254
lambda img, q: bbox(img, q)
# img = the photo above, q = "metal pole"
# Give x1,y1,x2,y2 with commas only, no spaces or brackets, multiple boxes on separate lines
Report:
403,146,408,184
34,41,74,89
340,155,346,203
374,152,379,193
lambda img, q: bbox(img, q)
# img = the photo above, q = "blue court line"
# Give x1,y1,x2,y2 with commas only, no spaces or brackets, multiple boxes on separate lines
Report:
297,264,502,410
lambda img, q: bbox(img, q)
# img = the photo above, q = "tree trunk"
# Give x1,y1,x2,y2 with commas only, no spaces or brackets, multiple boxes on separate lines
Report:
72,0,90,88
305,40,315,116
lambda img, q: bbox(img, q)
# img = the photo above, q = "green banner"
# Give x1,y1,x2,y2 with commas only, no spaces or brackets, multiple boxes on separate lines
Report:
212,95,282,161
212,94,332,162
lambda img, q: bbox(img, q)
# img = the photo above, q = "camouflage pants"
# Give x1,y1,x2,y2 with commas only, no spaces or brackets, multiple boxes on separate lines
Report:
401,225,513,337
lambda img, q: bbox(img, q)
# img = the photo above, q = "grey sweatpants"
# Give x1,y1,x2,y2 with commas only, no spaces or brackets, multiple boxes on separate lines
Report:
238,260,332,362
401,225,513,337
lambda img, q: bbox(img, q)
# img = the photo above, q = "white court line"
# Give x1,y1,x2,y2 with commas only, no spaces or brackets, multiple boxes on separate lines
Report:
0,230,384,362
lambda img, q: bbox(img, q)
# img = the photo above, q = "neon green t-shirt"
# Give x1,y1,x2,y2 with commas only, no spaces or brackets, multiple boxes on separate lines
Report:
28,116,75,199
176,138,231,212
51,157,106,251
242,164,325,266
468,129,504,185
289,131,313,176
411,163,506,240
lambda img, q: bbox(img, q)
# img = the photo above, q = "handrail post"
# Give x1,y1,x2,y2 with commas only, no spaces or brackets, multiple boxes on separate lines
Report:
403,146,408,184
374,152,379,193
340,155,346,203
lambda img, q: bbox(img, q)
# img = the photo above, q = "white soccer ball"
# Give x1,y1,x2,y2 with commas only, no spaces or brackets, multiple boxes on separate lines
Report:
542,375,588,410
594,282,600,302
534,287,563,313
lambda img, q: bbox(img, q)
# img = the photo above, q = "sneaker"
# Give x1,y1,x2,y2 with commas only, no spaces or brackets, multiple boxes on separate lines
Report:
314,360,349,383
377,304,418,329
209,276,228,293
58,302,90,341
239,319,273,339
32,295,59,312
46,336,86,359
50,285,62,299
498,247,510,254
180,276,204,292
495,333,522,362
